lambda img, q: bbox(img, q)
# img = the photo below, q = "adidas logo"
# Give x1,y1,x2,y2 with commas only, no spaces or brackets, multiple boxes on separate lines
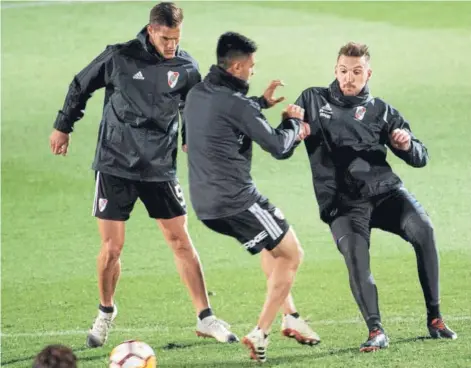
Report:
132,71,144,80
319,102,332,120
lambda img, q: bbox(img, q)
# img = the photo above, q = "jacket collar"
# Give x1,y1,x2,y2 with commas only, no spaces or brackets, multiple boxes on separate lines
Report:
204,65,249,95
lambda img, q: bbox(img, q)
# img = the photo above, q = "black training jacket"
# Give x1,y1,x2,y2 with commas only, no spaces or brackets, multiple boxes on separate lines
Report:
294,86,428,223
53,27,201,181
184,65,302,220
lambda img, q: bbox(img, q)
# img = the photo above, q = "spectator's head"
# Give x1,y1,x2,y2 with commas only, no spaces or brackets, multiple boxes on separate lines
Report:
217,32,257,82
33,344,77,368
335,42,372,96
147,2,184,59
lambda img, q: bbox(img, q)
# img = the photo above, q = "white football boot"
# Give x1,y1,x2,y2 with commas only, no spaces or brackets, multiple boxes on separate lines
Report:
242,327,269,363
196,315,239,343
86,305,118,348
281,314,320,345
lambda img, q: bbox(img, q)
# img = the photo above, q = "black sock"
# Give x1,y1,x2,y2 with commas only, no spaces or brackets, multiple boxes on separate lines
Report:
99,304,114,314
367,320,383,333
198,308,213,320
289,312,300,319
427,304,441,323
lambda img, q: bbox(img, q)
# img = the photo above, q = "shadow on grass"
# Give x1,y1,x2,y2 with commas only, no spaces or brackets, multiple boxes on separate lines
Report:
162,335,437,367
0,335,437,366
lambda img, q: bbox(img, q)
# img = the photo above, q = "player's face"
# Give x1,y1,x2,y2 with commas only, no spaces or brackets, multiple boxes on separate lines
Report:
233,54,256,83
147,24,182,59
335,55,372,96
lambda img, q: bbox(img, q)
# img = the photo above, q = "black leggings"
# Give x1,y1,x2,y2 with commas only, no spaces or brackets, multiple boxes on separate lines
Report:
330,188,440,330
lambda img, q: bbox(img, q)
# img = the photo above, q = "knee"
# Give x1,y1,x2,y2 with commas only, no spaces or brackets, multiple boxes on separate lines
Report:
101,237,124,261
165,230,196,259
336,233,363,258
287,240,304,271
292,243,304,268
403,213,435,246
336,233,371,272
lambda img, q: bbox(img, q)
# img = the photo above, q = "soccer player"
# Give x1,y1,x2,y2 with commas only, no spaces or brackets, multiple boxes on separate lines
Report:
184,32,319,363
49,2,237,347
293,42,457,351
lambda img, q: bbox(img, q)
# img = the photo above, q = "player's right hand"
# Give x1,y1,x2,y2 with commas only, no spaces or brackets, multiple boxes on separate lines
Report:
282,104,304,121
49,129,70,156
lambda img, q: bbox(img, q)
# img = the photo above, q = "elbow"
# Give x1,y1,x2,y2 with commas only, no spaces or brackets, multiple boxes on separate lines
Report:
410,154,428,168
271,144,295,160
416,156,429,168
272,150,293,160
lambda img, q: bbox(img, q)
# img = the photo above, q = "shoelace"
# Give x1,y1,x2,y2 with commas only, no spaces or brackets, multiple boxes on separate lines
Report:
92,317,112,333
207,319,229,334
296,323,315,337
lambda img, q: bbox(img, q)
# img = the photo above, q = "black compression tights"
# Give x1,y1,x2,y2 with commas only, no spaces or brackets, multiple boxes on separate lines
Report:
337,233,382,331
336,212,441,331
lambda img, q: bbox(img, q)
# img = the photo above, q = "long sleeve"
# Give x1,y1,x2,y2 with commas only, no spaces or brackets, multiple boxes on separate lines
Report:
270,90,318,160
53,46,115,133
383,104,429,168
234,98,301,160
180,68,202,146
249,95,270,109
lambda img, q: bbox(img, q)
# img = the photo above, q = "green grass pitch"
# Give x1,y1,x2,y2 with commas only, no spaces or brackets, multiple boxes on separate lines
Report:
2,1,471,367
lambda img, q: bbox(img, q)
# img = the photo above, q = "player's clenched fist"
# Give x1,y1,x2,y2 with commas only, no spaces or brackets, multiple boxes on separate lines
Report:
390,128,411,151
282,104,305,121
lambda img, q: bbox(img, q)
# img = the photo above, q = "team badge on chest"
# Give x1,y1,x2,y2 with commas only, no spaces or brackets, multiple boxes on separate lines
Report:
354,106,366,121
167,70,180,88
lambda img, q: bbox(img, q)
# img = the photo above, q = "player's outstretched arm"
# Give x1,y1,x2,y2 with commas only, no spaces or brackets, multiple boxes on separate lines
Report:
235,99,307,159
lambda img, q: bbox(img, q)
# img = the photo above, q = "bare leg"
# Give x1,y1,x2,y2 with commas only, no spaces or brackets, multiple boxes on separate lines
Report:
157,215,209,314
261,249,297,315
97,219,125,307
256,229,303,333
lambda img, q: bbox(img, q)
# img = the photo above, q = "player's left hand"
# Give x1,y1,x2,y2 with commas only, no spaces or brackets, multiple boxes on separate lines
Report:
390,129,411,151
297,122,311,141
182,144,188,153
263,80,285,108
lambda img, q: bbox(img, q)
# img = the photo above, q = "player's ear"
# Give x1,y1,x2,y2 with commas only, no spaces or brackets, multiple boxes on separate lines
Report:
367,68,372,81
232,60,242,73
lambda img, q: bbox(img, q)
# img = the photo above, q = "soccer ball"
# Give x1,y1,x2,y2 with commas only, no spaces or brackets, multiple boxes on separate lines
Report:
109,340,157,368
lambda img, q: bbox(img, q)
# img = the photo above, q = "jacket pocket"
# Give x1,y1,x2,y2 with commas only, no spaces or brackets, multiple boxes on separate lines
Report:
151,93,180,131
344,157,371,195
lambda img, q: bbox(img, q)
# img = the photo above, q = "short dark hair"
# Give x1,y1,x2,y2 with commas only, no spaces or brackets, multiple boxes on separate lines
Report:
338,42,370,61
217,32,257,69
33,345,77,368
149,2,183,27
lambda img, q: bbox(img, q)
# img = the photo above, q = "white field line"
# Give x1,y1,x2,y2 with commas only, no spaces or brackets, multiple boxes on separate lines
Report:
2,315,470,338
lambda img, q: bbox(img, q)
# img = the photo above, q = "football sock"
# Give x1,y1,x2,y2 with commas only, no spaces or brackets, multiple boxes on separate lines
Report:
99,304,114,314
198,308,213,320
